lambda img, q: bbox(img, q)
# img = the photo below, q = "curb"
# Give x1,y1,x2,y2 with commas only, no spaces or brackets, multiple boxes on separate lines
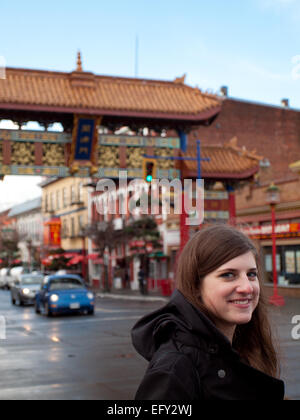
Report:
96,292,169,303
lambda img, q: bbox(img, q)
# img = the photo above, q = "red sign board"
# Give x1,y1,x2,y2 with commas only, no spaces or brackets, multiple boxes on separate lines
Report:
44,219,61,247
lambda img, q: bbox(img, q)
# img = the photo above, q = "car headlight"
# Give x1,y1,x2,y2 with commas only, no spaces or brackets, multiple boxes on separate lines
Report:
50,294,59,303
87,292,94,300
22,288,30,295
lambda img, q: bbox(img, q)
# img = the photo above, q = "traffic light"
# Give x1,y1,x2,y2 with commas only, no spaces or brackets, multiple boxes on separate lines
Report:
143,159,157,183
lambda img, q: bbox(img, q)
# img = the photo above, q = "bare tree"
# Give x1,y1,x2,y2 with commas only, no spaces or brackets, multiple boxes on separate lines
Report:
0,226,23,266
84,220,129,292
84,216,163,292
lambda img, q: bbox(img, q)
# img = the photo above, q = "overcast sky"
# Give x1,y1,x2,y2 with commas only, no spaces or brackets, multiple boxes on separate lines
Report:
0,177,42,212
1,0,300,209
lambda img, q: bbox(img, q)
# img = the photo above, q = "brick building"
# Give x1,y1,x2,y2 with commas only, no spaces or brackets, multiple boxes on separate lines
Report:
195,93,300,285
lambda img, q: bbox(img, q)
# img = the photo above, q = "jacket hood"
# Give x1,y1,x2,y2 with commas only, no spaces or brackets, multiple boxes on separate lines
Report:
132,289,233,361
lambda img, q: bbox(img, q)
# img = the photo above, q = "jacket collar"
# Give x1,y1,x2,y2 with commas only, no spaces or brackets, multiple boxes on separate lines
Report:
169,290,238,357
132,288,238,361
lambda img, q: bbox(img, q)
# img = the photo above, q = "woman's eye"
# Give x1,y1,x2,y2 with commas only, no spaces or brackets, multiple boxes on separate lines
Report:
220,272,235,279
220,271,258,280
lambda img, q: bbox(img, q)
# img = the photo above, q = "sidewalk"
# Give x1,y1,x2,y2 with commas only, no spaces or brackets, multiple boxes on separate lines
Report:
95,288,169,303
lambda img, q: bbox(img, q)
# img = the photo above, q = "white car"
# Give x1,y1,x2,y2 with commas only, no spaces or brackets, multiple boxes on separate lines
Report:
7,267,25,290
0,268,9,289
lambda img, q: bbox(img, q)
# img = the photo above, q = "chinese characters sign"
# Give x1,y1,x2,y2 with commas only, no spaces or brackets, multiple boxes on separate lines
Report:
70,115,102,175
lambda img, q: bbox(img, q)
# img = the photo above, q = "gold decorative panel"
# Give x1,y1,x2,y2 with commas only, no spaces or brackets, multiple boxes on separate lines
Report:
126,147,145,169
43,143,65,166
98,146,119,168
11,142,35,166
155,148,175,170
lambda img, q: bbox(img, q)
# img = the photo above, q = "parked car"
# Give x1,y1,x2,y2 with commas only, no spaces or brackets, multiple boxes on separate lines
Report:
11,274,44,306
7,266,28,290
0,268,9,289
35,275,95,317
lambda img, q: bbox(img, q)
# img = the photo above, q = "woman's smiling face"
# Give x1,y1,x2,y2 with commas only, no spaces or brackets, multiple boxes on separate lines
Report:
200,251,260,341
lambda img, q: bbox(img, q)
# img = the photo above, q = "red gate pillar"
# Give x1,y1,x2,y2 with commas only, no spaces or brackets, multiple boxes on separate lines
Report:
180,190,190,253
227,185,236,225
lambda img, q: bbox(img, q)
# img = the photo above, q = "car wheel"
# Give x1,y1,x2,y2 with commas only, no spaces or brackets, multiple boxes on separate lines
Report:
45,303,52,317
88,309,95,316
16,294,24,307
35,301,41,314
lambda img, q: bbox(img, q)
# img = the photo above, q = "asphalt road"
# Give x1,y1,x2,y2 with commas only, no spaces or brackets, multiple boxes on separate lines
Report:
0,290,162,400
0,290,299,400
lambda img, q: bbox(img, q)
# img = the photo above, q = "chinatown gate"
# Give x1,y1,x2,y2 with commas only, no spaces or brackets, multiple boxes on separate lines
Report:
0,55,222,179
0,56,261,292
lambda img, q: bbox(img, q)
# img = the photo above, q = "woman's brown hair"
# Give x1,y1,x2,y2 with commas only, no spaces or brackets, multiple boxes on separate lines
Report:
176,223,280,378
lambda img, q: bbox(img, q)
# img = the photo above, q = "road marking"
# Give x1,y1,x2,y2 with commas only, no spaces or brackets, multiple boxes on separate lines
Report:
47,315,141,326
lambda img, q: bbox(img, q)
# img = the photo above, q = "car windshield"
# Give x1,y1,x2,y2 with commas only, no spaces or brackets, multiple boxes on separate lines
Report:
21,276,44,285
49,278,83,291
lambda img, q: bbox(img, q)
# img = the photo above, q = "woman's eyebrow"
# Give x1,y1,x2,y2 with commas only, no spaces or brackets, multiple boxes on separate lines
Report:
216,267,258,273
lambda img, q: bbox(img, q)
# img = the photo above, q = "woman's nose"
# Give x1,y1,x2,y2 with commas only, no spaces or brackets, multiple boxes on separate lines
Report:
236,275,254,294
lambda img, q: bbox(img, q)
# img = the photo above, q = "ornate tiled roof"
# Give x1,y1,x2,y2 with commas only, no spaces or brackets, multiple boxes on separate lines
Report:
182,138,262,179
0,66,221,121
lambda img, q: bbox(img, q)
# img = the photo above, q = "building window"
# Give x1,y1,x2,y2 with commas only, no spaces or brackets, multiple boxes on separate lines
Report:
78,215,84,234
50,193,55,212
285,251,296,274
44,195,49,212
63,188,68,208
62,219,69,238
78,182,83,203
71,185,76,204
56,191,60,210
71,217,75,238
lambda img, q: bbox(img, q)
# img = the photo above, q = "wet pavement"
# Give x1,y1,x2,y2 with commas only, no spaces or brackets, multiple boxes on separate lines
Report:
0,290,162,400
0,290,299,400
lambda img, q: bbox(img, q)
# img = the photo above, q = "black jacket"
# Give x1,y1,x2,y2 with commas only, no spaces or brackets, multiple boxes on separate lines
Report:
131,289,285,400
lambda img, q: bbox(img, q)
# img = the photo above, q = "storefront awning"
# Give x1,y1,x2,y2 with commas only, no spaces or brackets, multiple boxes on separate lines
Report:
67,255,85,266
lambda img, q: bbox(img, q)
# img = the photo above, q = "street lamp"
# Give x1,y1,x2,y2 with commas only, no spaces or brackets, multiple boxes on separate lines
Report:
265,183,285,306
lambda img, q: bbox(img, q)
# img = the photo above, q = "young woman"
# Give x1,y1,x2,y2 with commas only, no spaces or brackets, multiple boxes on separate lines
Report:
132,224,285,400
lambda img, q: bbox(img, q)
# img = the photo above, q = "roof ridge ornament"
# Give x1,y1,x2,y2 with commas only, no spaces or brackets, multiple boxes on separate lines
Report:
76,51,83,72
70,51,96,88
174,74,186,84
225,136,263,161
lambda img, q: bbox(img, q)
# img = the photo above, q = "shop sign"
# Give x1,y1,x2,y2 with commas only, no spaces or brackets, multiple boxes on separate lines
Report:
243,222,300,238
44,219,62,247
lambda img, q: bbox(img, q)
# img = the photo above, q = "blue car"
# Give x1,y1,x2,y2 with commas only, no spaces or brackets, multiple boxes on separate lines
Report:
35,275,95,317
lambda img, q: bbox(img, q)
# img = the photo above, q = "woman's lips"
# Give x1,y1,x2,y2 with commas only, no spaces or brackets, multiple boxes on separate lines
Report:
228,299,252,308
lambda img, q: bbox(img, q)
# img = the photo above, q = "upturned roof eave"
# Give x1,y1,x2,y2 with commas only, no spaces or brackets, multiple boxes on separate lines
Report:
0,102,222,124
184,166,260,181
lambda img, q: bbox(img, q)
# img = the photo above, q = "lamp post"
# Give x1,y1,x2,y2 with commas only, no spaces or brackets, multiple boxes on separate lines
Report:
265,183,285,307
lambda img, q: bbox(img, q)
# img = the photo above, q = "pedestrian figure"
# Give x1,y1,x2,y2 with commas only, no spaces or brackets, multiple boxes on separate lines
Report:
124,269,130,290
138,267,147,295
132,224,285,400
